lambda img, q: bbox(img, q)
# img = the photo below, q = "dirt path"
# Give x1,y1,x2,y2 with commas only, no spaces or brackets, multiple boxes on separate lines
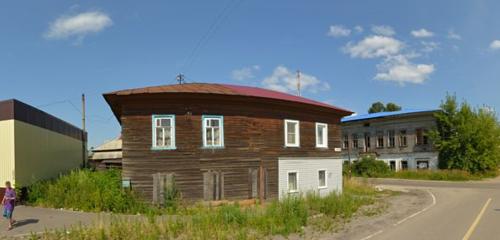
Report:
328,189,431,240
0,206,121,238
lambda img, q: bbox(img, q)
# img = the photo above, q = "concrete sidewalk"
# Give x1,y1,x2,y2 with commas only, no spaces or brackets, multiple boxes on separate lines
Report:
0,206,106,238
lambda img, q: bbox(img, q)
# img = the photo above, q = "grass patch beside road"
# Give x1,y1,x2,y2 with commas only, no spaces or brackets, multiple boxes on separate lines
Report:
345,156,499,181
387,169,498,181
27,178,384,240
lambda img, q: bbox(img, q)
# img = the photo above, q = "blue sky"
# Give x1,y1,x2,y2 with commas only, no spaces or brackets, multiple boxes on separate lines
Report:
1,0,499,147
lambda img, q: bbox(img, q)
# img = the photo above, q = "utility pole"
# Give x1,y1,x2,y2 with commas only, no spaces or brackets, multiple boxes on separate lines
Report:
82,94,86,132
81,94,87,168
176,74,185,84
296,70,301,96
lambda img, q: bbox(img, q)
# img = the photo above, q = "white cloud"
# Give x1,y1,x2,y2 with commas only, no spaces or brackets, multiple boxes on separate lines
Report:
343,35,403,59
489,40,500,50
411,28,434,38
375,55,434,84
45,11,112,41
262,66,330,94
231,65,260,81
340,33,435,84
421,41,439,53
448,30,461,40
354,25,364,33
327,25,351,37
371,25,395,36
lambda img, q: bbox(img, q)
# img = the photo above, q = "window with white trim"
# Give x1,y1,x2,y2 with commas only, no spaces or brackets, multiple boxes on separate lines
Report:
152,115,175,149
315,123,328,148
203,116,224,147
284,119,300,147
342,134,349,149
388,130,396,148
288,171,298,192
318,170,327,188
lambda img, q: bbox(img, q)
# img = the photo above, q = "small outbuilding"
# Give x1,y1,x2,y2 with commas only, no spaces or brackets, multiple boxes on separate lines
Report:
0,99,86,191
104,83,352,202
89,136,123,170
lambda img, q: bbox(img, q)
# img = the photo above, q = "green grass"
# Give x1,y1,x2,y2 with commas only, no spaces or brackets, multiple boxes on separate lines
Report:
377,169,499,181
26,169,152,214
28,178,382,240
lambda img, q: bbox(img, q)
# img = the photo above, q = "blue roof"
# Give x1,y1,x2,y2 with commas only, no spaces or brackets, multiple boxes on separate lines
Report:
341,109,439,123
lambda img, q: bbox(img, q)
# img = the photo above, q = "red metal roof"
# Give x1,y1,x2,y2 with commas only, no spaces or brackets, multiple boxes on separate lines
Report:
105,83,352,115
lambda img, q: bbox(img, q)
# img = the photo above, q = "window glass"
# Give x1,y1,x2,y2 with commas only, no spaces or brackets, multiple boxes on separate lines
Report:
376,131,384,148
388,130,396,147
316,123,328,148
318,170,326,188
342,135,349,149
153,115,175,149
352,134,359,148
203,116,224,147
285,120,299,147
288,172,298,192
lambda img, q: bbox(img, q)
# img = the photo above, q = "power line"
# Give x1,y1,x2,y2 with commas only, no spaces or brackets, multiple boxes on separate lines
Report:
181,0,245,75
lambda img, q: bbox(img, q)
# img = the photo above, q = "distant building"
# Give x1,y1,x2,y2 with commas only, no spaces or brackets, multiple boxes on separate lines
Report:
341,109,439,171
89,136,122,170
0,99,85,192
103,83,352,202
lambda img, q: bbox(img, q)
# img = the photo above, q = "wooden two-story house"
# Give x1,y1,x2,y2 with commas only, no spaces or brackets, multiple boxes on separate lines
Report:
341,109,439,171
104,83,352,202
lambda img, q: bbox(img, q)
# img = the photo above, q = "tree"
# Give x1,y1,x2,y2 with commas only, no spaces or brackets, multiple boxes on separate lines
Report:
386,102,402,112
368,102,386,113
368,102,402,113
430,94,500,173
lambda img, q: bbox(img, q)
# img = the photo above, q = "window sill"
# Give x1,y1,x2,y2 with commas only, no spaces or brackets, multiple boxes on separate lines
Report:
201,146,225,150
316,146,328,149
151,146,177,151
318,186,328,190
288,190,299,194
284,145,300,148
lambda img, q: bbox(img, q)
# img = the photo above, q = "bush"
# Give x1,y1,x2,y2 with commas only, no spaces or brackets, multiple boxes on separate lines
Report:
26,169,150,214
352,155,391,177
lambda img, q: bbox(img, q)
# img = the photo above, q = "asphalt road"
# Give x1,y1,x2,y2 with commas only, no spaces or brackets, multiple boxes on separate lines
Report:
361,178,500,240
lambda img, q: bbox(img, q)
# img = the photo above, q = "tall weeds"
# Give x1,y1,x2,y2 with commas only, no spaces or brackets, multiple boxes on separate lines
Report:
30,178,380,240
26,170,150,213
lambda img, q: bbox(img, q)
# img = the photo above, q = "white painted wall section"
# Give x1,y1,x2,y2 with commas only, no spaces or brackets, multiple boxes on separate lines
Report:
278,157,342,199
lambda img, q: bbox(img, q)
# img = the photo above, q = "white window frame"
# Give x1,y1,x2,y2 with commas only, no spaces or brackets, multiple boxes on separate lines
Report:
318,169,327,189
152,115,176,150
387,130,396,148
315,123,328,148
342,134,349,149
287,171,299,193
202,115,224,148
284,119,300,147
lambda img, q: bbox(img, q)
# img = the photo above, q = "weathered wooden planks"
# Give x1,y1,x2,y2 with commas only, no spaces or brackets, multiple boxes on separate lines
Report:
117,94,344,201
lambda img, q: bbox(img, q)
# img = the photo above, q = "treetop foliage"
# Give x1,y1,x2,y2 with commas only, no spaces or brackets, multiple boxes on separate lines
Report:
368,102,402,113
430,94,500,173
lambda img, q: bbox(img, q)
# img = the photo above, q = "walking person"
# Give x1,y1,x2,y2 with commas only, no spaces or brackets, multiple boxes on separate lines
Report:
2,181,16,230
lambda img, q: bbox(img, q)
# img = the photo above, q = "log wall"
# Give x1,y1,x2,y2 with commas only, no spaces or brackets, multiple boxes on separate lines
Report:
119,94,344,201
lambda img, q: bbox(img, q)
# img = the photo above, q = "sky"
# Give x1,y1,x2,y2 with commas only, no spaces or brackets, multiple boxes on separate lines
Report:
1,0,500,148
